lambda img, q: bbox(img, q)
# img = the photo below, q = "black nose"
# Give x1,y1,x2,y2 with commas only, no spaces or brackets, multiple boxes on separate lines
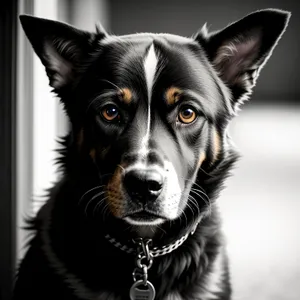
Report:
124,169,164,202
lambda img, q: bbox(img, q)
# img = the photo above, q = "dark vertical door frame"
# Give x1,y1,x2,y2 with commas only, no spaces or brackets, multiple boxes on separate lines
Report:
0,0,17,299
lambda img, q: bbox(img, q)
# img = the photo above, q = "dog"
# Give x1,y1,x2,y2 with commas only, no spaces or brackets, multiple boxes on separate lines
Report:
14,8,290,300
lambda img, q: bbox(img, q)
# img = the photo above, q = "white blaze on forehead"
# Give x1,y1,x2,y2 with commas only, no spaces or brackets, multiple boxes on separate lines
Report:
138,43,158,157
144,43,158,97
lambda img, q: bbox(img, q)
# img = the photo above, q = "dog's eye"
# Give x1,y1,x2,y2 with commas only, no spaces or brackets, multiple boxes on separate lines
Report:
178,106,197,124
101,105,120,122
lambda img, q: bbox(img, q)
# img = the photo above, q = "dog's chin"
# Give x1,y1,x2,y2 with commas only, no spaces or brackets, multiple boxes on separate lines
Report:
123,212,166,238
124,216,165,226
124,217,164,238
124,210,166,225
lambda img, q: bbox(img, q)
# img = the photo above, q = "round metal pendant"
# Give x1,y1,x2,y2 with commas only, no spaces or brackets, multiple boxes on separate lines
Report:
130,280,156,300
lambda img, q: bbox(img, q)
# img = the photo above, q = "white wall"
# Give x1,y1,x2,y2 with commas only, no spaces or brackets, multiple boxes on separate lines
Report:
219,105,300,300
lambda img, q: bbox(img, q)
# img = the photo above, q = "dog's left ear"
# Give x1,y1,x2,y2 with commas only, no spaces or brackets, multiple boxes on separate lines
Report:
195,9,291,110
19,15,108,91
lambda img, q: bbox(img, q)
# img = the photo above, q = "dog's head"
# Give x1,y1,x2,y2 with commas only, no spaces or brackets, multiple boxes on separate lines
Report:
20,9,289,231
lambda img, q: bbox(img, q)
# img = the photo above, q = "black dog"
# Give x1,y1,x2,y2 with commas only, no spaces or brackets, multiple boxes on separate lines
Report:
14,9,290,300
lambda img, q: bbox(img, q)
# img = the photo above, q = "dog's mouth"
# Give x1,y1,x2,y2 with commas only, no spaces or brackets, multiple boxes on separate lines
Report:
124,210,166,226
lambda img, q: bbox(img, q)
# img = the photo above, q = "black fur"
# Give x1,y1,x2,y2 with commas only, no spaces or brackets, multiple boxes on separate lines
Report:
14,9,290,300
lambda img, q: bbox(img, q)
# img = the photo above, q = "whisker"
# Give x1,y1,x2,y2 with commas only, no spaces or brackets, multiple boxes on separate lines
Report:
123,224,133,233
100,79,122,92
190,188,208,201
78,185,105,205
188,195,201,218
190,189,212,217
185,201,196,226
156,225,167,235
84,191,106,216
117,164,125,172
190,187,210,201
85,91,115,114
198,167,214,177
93,196,108,217
178,207,188,228
179,176,207,194
191,182,207,194
102,202,111,222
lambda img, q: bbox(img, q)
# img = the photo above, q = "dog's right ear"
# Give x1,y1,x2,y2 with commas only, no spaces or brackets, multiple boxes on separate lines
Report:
194,9,290,112
19,15,107,91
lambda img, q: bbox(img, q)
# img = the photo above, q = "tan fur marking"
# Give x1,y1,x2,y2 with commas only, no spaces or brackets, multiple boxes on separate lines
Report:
213,128,221,162
107,168,124,217
119,88,132,104
89,148,96,161
77,129,84,149
198,152,206,167
165,87,182,105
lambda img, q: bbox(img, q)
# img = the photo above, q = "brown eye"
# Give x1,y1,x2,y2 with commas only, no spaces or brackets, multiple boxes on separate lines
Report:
178,106,197,124
101,105,119,122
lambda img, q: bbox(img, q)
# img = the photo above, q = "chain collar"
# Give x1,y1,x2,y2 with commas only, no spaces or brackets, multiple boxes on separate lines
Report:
104,217,201,258
105,218,202,300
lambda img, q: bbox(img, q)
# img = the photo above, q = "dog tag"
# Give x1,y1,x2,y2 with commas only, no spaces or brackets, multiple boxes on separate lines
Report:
130,280,156,300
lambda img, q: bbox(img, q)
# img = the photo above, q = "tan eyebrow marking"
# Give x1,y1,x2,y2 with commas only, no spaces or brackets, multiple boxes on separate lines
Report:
212,128,221,162
198,151,206,167
119,88,133,104
165,87,182,105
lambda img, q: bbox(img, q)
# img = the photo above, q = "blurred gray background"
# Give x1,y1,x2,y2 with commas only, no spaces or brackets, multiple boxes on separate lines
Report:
0,0,299,300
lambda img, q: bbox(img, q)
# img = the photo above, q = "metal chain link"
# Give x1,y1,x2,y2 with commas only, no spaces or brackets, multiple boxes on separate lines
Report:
132,238,154,285
105,217,202,258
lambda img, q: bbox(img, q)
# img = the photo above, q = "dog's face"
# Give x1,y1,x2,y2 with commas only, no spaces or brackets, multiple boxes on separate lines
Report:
20,9,289,228
84,35,227,226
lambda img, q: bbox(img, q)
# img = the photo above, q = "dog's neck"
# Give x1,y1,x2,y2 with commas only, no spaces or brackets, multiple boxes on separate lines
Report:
133,225,157,238
37,185,224,299
32,167,231,299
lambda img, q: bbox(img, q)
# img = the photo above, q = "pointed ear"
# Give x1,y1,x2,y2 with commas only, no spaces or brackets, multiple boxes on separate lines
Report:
194,9,291,110
19,15,107,90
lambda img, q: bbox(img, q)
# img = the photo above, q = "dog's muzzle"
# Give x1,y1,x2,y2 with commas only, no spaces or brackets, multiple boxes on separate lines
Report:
124,169,164,203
